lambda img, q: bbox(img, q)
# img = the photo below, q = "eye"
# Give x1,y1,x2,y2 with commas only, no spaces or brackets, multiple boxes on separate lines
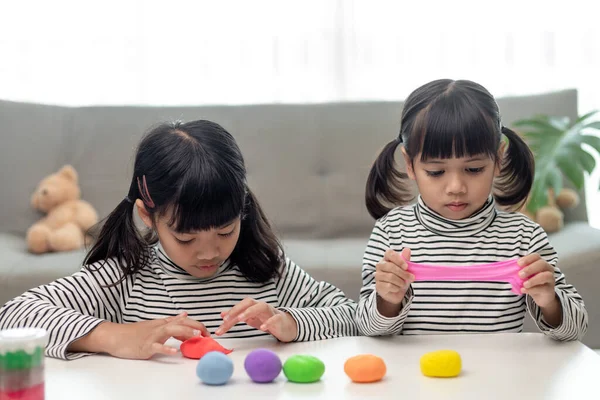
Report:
175,237,194,245
467,167,485,174
425,170,444,177
218,230,235,238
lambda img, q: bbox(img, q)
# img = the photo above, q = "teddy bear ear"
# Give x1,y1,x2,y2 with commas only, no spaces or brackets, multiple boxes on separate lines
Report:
58,165,78,183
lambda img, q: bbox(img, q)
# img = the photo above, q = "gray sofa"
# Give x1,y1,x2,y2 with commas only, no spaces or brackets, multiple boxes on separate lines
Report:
1,89,599,346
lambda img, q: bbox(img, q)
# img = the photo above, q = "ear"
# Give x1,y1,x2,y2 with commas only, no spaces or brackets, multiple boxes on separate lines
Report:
401,147,416,180
136,199,153,229
58,165,78,183
494,141,507,177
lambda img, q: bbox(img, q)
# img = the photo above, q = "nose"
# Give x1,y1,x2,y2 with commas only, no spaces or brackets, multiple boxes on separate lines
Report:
446,173,467,195
196,240,220,262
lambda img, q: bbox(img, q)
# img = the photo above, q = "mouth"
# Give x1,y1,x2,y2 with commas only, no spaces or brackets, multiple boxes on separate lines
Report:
193,264,218,271
446,202,468,212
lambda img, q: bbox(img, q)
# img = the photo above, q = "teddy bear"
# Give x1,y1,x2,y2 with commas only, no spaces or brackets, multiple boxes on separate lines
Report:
26,165,99,254
520,188,580,233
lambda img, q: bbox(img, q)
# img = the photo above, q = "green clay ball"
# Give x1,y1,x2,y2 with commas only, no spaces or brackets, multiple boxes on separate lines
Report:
282,355,325,383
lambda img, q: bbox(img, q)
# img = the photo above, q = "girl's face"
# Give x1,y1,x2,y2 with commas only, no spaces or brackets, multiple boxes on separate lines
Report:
137,200,241,278
403,150,501,220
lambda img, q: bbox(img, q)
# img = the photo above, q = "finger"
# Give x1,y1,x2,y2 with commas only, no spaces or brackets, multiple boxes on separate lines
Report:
150,342,178,356
518,253,541,267
376,271,411,288
400,247,411,264
216,301,257,336
522,283,553,297
376,281,403,296
384,249,408,270
377,263,415,282
237,302,271,323
383,248,397,263
161,324,198,342
519,260,553,279
222,298,257,322
218,303,270,336
523,271,555,289
162,312,188,325
383,249,410,270
177,318,211,337
260,313,285,333
376,276,408,295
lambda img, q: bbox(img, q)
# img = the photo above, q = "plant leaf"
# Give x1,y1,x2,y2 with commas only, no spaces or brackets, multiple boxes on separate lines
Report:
574,110,598,125
517,112,600,214
582,121,600,131
556,153,585,189
575,147,596,174
513,117,562,136
545,165,563,196
581,134,600,155
527,176,549,213
548,116,571,131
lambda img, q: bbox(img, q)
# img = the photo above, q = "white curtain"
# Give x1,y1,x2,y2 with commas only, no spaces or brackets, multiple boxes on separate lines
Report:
1,0,599,225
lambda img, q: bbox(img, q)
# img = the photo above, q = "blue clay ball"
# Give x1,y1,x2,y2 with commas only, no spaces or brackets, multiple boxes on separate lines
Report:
196,351,234,385
244,348,282,383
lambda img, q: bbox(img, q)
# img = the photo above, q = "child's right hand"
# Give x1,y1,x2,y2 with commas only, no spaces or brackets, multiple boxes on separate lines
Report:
375,248,414,307
70,312,209,360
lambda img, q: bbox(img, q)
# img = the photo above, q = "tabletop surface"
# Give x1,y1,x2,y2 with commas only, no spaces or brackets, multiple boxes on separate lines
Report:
44,333,600,399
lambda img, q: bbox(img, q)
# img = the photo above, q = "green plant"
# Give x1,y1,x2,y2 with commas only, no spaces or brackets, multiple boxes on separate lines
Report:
512,110,600,214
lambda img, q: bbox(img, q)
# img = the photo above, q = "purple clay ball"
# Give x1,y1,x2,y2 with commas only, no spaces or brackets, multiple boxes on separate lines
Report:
244,348,283,383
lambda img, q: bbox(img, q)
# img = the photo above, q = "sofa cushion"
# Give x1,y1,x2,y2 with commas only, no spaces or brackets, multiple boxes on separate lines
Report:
0,233,86,305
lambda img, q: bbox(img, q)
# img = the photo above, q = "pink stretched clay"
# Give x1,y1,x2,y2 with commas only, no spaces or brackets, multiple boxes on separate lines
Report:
405,258,525,295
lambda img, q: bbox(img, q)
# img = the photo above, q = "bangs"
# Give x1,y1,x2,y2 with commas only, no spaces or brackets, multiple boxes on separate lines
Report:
163,159,245,233
411,94,500,161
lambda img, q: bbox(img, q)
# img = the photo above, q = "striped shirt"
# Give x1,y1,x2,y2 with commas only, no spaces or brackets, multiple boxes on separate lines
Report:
0,244,358,360
356,196,588,341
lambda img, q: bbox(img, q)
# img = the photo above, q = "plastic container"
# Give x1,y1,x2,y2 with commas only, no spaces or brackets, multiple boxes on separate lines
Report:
0,328,48,400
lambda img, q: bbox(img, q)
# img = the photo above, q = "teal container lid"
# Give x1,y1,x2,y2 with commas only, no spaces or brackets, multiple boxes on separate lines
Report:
0,328,48,371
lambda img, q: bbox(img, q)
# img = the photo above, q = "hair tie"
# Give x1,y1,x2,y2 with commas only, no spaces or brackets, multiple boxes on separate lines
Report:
137,175,156,208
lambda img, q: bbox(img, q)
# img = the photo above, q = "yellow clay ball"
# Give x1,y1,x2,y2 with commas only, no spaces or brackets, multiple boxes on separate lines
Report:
420,350,462,378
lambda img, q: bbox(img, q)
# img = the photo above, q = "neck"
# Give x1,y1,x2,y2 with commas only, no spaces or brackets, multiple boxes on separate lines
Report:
415,196,497,237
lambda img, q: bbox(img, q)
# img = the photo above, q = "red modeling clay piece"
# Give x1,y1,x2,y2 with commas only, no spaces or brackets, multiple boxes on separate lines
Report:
180,336,233,359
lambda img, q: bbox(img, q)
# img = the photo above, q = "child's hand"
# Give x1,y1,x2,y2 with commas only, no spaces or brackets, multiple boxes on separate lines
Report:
518,253,557,308
216,298,298,343
86,312,210,360
375,248,414,306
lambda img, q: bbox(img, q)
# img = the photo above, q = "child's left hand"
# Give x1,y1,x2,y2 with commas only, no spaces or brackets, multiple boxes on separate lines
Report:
518,253,557,308
215,298,298,342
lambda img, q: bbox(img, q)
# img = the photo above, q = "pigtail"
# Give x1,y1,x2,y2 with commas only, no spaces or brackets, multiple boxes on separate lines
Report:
365,139,413,219
84,194,149,282
494,126,535,210
231,187,284,283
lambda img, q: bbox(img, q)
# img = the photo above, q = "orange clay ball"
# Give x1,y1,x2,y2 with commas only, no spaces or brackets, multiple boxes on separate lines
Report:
344,354,387,383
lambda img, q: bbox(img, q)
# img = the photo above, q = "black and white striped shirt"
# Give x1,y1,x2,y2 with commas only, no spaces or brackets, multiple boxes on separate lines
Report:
0,245,358,360
356,196,588,341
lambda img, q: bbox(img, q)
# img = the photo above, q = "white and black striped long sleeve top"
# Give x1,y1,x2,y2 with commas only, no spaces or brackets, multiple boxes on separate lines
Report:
356,196,588,341
0,244,358,360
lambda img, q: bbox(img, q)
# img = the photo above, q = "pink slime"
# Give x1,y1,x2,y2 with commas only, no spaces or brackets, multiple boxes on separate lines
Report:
405,258,526,295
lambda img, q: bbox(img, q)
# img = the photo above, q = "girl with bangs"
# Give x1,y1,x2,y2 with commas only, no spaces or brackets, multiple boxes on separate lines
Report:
0,120,358,360
357,79,587,341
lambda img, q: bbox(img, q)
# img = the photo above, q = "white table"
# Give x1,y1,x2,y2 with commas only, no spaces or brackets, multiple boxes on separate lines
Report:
45,333,600,399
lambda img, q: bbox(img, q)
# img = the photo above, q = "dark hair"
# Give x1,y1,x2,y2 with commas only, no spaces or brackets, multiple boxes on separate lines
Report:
366,79,534,219
84,120,283,283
